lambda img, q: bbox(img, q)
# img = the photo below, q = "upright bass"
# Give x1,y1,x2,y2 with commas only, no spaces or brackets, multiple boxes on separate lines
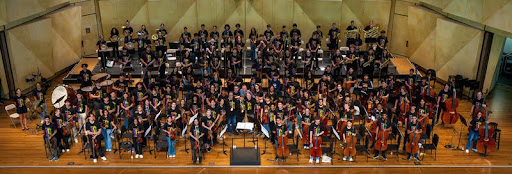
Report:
442,87,459,124
476,109,496,154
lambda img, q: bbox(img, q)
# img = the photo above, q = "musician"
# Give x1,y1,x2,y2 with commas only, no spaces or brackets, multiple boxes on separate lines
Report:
61,100,78,143
342,120,356,161
139,25,149,39
346,20,358,46
248,28,258,61
52,109,69,152
42,116,59,161
123,20,133,36
201,109,216,152
131,82,148,105
191,33,203,57
346,46,359,69
32,82,47,123
198,24,208,42
123,34,135,54
394,86,410,124
436,84,453,126
363,20,377,47
85,113,107,162
79,64,93,88
155,31,166,53
210,25,220,41
181,27,191,42
331,49,343,76
358,74,374,96
470,91,486,118
328,23,340,54
229,49,242,75
406,115,422,161
379,49,391,75
163,116,177,158
130,116,144,159
189,118,203,164
225,92,239,135
466,111,486,153
403,105,417,151
290,23,301,39
373,112,392,160
290,33,301,59
300,108,312,149
120,92,134,130
309,116,324,164
376,30,388,55
99,96,114,117
377,81,390,105
99,110,116,152
96,35,108,71
260,97,272,137
74,92,88,132
273,117,288,162
222,24,233,43
110,27,120,58
273,32,284,56
117,49,132,68
157,23,168,37
306,33,321,69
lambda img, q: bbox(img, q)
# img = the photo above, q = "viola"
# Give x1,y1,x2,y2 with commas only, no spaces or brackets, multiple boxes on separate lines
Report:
406,132,420,154
374,129,389,152
276,135,289,158
442,89,459,124
343,131,357,157
476,109,496,154
310,135,322,158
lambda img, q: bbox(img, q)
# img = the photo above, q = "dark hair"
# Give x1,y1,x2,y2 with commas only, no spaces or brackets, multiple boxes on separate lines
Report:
201,24,205,27
235,23,240,27
282,25,286,28
267,24,271,27
81,64,88,68
316,25,321,28
293,23,297,27
225,24,230,29
184,27,188,30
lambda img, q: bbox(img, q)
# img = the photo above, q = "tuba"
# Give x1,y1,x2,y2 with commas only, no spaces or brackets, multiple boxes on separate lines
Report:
344,28,360,39
364,24,380,39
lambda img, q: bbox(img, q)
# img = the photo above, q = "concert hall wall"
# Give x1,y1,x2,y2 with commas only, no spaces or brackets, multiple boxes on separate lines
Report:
98,0,392,49
5,6,81,92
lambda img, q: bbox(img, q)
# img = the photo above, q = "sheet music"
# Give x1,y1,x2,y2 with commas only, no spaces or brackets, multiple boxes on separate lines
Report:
296,126,302,139
188,113,198,125
144,126,152,137
261,125,270,138
218,125,228,138
181,125,188,137
236,122,254,130
332,126,341,140
154,110,162,121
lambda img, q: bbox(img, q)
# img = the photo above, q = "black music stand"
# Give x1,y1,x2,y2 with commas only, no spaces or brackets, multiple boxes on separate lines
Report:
454,114,467,151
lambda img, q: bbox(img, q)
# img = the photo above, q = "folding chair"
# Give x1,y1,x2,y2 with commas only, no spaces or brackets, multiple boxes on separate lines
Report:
421,134,439,161
118,131,133,159
5,104,20,128
287,134,300,162
153,133,169,158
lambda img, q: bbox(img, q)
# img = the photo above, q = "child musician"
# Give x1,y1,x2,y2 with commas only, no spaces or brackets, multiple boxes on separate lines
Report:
189,118,203,164
42,116,59,161
85,113,107,163
342,120,356,161
406,115,422,161
466,111,485,153
273,117,288,162
373,113,392,160
130,117,144,159
163,116,177,158
309,117,324,164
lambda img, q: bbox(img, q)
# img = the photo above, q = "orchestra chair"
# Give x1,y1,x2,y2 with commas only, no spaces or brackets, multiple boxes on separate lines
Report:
287,134,300,162
420,134,439,161
387,125,402,162
153,132,169,159
117,131,134,159
356,124,366,142
321,132,335,165
5,104,20,128
420,124,432,143
489,122,501,150
454,75,465,99
355,135,370,162
80,135,91,160
24,98,36,121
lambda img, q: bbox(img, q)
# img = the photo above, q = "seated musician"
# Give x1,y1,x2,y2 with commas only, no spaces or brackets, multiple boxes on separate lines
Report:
373,112,391,160
406,115,422,161
163,116,177,158
377,80,390,105
123,34,135,54
273,32,284,56
118,49,132,68
290,34,301,59
85,113,107,163
130,115,144,159
43,116,59,161
201,109,216,152
309,116,324,164
99,109,116,152
301,109,313,149
466,111,486,153
345,20,357,46
342,120,356,161
189,118,203,164
331,49,344,76
273,117,288,162
155,31,166,53
470,91,486,118
358,74,374,96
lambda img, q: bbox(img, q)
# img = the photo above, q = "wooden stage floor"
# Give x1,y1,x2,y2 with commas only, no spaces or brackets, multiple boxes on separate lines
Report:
1,75,512,173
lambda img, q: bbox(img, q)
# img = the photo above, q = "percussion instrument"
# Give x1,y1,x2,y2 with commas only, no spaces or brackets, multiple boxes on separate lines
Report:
91,73,110,82
101,80,114,94
81,86,94,100
51,85,76,108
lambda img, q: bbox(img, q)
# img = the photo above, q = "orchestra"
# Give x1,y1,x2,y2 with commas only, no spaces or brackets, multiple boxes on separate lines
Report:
18,20,496,165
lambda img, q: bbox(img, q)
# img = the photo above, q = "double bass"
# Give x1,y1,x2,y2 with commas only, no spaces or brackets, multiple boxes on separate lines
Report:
302,123,310,145
442,88,459,124
374,127,389,152
343,130,357,158
406,132,420,156
476,110,496,154
472,93,487,119
276,134,289,160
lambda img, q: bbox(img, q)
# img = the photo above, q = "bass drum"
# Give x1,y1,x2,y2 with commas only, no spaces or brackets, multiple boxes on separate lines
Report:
51,85,76,108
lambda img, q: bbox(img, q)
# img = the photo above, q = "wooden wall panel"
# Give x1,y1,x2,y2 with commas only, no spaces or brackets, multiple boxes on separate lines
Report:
50,7,81,72
390,15,408,56
483,34,506,92
408,6,441,70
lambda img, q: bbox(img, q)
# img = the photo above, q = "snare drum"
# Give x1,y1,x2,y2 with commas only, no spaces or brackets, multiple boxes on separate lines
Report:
52,85,76,108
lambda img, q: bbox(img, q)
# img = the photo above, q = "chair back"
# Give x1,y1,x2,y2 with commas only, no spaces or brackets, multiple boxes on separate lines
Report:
432,134,439,148
5,104,16,111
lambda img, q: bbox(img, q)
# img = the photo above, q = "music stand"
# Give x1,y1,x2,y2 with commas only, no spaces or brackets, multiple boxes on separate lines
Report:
236,122,254,147
217,125,228,155
260,125,271,155
180,125,189,153
454,114,468,151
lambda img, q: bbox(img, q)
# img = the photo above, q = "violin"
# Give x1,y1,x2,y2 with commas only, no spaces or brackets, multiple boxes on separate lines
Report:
194,139,200,150
343,131,357,157
62,125,70,136
169,128,176,140
276,135,289,159
442,88,459,124
406,132,420,155
476,109,496,154
93,138,99,149
136,133,143,143
374,128,389,152
310,135,322,158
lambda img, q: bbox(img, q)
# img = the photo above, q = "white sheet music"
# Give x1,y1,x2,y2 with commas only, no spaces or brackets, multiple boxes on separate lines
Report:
261,125,270,138
144,126,152,137
188,113,198,125
236,122,254,130
181,125,188,137
218,125,228,138
332,126,341,140
296,126,303,139
154,110,162,121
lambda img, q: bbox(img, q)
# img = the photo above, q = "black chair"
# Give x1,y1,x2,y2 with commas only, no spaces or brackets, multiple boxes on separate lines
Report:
287,135,300,162
118,132,134,159
153,133,169,158
387,129,402,162
489,122,501,150
421,134,439,161
454,75,465,99
355,135,370,162
321,137,334,165
81,135,91,160
356,124,366,141
464,80,480,101
420,124,432,143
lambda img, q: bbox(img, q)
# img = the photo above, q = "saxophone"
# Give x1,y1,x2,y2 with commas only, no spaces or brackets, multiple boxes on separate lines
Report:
363,55,374,67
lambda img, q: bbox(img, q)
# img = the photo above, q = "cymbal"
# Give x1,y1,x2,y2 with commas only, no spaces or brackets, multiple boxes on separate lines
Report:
91,73,110,81
100,80,114,86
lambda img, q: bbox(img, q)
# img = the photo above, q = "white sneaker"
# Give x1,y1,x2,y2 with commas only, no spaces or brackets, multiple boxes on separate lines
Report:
309,158,313,163
93,159,97,163
168,155,172,158
66,149,70,152
140,155,143,158
472,149,478,153
74,138,78,143
135,154,139,158
41,120,44,124
343,156,347,161
465,149,469,153
61,149,65,153
101,156,107,161
316,158,320,164
172,155,176,158
349,157,353,162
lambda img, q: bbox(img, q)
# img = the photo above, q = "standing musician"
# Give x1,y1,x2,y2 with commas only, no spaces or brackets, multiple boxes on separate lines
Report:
403,105,417,151
273,117,288,162
130,116,144,159
406,115,422,161
74,92,88,133
373,112,391,160
376,80,390,106
99,109,116,152
131,82,148,105
328,23,340,55
363,20,377,50
118,49,132,68
436,84,453,126
301,109,313,149
157,23,168,38
342,120,356,161
79,64,93,88
85,113,107,163
52,109,70,153
33,82,47,123
61,100,78,143
163,116,177,158
470,91,486,118
96,35,108,71
110,27,120,58
43,116,59,161
466,111,486,153
345,20,358,46
189,118,203,164
201,109,217,152
376,30,388,56
309,116,324,164
123,20,133,36
394,86,410,125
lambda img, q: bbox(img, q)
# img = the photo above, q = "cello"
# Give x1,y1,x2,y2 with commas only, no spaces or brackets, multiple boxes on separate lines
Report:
310,134,322,159
472,92,487,119
406,131,420,157
374,126,389,153
276,134,289,160
476,110,496,154
343,129,357,159
442,87,459,124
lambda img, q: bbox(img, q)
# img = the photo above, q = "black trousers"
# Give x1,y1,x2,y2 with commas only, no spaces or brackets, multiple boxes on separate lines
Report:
190,138,202,163
436,103,446,124
132,137,143,155
88,135,105,159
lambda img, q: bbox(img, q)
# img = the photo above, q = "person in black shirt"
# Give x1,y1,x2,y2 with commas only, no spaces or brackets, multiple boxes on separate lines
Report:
85,113,107,162
163,116,177,158
210,25,220,41
61,100,78,143
342,120,357,161
99,110,116,151
466,111,486,153
225,92,239,135
42,116,59,161
110,27,120,58
290,34,301,59
376,30,388,55
306,33,321,69
189,118,203,164
470,91,486,118
131,82,148,105
406,115,422,161
74,92,88,131
96,35,108,71
264,24,274,41
436,83,454,125
290,23,301,39
273,117,288,161
345,20,358,46
328,23,340,53
129,116,144,159
373,112,392,160
309,117,324,164
33,82,47,123
201,109,217,151
198,24,208,42
222,24,233,43
123,20,133,36
234,23,244,38
99,96,114,116
79,64,93,88
14,88,28,130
